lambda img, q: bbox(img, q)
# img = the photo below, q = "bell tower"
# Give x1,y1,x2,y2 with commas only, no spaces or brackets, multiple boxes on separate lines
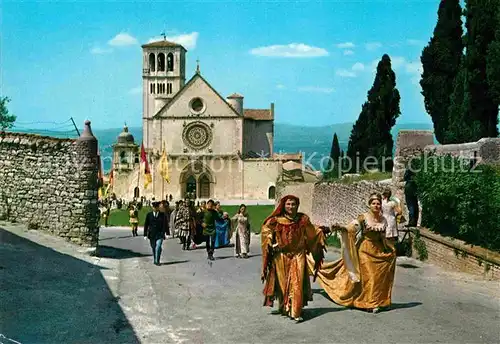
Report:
142,38,187,119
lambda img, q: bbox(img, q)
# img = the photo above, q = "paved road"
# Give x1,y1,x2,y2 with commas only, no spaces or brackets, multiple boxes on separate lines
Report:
1,223,499,344
98,226,500,344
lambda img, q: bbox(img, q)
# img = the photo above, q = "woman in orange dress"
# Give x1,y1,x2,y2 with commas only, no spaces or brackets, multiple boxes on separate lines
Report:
309,192,396,313
261,195,329,322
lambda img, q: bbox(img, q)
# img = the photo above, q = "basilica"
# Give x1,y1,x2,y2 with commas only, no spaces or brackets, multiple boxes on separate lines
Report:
111,38,315,202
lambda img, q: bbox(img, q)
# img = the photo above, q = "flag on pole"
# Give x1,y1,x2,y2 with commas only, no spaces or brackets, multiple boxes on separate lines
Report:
140,142,152,189
159,142,170,183
97,148,104,199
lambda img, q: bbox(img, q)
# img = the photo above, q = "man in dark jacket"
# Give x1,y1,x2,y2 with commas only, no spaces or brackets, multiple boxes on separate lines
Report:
202,199,221,260
144,201,166,265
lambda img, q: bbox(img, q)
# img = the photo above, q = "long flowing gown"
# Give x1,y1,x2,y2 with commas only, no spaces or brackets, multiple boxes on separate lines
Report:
308,212,396,310
261,214,325,318
232,213,250,255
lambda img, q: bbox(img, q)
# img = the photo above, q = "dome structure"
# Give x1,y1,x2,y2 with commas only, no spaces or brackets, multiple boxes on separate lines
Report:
117,125,135,144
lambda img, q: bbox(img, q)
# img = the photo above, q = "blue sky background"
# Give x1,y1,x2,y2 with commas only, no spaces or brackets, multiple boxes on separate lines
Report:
1,0,443,130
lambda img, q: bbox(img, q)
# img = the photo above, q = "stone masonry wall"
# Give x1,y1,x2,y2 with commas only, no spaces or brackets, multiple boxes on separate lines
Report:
310,181,393,226
418,228,500,280
277,180,394,226
0,121,100,246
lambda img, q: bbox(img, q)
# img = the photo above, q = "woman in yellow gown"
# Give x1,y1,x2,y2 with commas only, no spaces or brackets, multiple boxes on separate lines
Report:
309,192,396,313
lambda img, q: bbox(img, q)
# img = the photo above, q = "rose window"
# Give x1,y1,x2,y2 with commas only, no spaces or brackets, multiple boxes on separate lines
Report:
182,122,212,150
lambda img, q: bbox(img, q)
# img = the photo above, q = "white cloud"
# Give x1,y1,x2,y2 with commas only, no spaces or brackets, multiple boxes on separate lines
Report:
365,42,382,51
108,32,138,47
336,42,355,49
149,32,199,50
90,47,113,55
249,43,328,58
352,62,365,71
343,50,355,56
336,69,357,78
407,39,426,46
298,86,335,93
128,86,142,95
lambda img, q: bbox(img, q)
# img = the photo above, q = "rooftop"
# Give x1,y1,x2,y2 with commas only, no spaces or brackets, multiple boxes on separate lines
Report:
243,109,273,121
141,40,186,50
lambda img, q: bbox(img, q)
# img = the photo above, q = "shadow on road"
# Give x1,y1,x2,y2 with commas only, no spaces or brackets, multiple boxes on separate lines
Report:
398,263,420,269
389,302,422,310
302,306,347,321
0,228,140,343
95,245,150,259
99,235,134,241
311,288,422,312
160,260,190,266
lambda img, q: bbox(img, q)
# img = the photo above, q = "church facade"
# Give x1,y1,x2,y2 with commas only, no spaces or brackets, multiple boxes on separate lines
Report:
111,39,303,202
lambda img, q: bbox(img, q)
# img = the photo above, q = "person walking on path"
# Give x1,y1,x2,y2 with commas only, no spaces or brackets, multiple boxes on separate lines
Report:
202,200,221,260
144,201,167,266
232,204,251,258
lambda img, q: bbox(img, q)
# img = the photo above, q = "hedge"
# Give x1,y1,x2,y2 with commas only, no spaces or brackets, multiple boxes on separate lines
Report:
411,154,500,252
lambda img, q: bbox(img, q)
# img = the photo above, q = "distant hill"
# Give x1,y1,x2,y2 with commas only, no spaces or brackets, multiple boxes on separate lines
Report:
9,122,434,172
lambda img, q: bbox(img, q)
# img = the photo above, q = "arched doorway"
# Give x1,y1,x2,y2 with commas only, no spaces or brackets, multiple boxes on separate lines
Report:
186,175,196,199
134,186,140,199
268,186,276,200
199,174,211,199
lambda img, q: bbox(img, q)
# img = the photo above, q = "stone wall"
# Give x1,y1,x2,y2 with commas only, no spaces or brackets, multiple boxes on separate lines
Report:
277,180,393,226
424,137,500,164
0,121,100,247
417,228,500,280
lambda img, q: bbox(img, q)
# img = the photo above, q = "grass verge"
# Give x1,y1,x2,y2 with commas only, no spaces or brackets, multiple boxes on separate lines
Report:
100,204,275,234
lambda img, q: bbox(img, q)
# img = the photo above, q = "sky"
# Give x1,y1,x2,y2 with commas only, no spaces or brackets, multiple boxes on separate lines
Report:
1,0,442,130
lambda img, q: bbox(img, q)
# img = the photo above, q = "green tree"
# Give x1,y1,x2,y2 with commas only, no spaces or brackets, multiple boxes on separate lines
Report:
347,102,370,172
0,97,16,130
420,0,463,143
448,0,499,142
325,132,341,179
347,55,401,172
486,7,500,104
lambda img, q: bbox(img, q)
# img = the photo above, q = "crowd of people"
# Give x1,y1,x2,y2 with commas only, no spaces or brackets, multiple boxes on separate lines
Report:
139,198,252,264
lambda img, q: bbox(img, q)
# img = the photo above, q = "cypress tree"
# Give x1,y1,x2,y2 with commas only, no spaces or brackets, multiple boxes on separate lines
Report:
347,102,370,172
448,0,499,142
368,54,401,170
347,54,401,172
420,0,463,143
325,133,341,179
486,7,500,105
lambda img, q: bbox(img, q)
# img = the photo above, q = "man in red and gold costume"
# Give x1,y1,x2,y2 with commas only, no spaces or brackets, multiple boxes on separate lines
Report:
261,195,329,323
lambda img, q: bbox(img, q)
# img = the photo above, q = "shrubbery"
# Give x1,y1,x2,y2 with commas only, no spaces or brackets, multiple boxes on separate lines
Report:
411,154,500,251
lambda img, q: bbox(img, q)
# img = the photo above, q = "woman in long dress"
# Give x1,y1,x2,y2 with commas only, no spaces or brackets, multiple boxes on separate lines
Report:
309,192,396,313
232,204,251,258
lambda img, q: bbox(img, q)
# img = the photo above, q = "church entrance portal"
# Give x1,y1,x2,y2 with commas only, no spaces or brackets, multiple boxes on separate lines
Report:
180,163,213,200
185,175,197,199
199,175,210,199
